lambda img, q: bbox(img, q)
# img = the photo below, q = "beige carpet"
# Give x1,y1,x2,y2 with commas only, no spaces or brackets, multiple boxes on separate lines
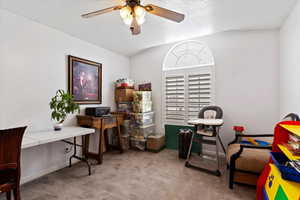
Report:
15,150,255,200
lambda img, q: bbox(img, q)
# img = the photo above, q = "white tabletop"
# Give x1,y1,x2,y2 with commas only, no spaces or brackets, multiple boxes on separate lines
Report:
187,119,224,126
22,126,95,149
22,137,40,149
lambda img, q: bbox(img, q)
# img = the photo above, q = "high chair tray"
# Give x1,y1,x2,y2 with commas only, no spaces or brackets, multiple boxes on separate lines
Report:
187,119,223,126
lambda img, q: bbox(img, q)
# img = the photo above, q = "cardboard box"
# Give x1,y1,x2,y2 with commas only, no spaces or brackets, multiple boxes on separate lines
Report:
115,89,134,102
116,102,133,113
147,135,165,152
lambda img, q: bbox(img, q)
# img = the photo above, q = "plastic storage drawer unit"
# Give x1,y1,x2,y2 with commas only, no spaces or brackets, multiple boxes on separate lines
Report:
130,112,154,126
130,124,155,138
132,101,152,113
133,91,152,102
130,137,146,151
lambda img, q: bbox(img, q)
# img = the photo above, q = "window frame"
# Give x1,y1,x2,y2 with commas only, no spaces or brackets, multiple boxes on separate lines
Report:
162,65,215,126
161,40,216,128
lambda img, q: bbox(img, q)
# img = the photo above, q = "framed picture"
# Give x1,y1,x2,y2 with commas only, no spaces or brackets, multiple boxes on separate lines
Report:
68,55,102,104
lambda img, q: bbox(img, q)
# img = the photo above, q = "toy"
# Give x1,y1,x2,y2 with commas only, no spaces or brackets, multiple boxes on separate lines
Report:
233,126,270,146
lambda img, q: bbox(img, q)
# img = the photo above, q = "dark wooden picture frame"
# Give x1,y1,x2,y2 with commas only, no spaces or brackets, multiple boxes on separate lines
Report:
68,55,102,104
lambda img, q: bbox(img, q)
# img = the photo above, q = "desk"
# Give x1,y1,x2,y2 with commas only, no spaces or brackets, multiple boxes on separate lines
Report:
77,115,123,164
21,126,95,175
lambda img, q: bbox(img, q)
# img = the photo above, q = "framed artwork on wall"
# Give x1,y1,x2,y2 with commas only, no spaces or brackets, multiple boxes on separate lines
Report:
68,55,102,104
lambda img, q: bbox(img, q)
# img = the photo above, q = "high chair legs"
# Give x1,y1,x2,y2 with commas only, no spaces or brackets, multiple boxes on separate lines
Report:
185,131,222,176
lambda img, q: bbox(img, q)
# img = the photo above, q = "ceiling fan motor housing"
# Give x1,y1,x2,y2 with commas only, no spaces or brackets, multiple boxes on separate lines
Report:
126,0,141,7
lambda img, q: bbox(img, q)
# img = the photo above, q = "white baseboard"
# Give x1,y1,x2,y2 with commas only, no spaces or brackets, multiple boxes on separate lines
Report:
21,162,67,184
21,159,80,184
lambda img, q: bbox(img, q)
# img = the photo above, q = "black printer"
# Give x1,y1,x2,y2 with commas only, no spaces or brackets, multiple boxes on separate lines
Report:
85,107,111,117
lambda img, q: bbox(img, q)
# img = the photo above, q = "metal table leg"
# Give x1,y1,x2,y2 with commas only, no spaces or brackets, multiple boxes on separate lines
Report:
65,136,92,176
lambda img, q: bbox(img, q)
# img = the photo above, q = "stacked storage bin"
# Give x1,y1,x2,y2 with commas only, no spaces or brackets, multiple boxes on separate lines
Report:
114,79,135,150
130,91,155,151
115,89,133,113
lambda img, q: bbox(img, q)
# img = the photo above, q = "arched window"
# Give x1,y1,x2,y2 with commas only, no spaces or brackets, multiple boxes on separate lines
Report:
162,41,215,125
163,40,215,71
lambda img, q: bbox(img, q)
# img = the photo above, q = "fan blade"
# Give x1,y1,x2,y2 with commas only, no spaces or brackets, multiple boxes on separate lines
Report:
145,4,185,23
130,17,141,35
82,6,123,18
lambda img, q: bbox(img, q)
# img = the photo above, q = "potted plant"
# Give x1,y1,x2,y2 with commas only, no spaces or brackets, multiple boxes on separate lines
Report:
49,89,80,131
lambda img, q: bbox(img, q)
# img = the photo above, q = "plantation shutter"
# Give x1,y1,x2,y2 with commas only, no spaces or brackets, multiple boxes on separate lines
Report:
187,72,212,120
163,67,214,125
164,74,185,122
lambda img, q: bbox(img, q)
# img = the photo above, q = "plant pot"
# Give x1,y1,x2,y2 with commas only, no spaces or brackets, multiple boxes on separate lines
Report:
54,123,63,131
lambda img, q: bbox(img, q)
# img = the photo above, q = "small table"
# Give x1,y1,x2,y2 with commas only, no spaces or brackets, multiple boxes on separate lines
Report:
77,115,123,164
22,127,95,175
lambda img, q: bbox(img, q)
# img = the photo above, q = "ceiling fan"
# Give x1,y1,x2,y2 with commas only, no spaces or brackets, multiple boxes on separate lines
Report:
81,0,185,35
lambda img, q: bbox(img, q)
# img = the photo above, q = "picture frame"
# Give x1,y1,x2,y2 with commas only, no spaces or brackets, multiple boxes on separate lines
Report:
68,55,102,104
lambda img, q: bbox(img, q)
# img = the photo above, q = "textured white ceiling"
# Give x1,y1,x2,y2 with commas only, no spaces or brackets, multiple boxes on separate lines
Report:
1,0,297,56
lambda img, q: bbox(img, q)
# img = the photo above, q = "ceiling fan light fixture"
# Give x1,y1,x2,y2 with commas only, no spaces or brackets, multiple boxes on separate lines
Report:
136,16,145,25
120,6,133,26
123,16,133,26
134,6,146,25
134,6,146,18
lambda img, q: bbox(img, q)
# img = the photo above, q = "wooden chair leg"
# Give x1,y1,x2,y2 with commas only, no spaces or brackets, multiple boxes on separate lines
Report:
13,185,20,200
97,128,104,164
229,155,236,189
229,146,244,189
83,134,90,157
6,191,11,200
104,130,111,151
229,167,234,189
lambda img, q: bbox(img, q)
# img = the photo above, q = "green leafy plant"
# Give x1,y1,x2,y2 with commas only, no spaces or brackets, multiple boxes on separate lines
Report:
49,89,80,123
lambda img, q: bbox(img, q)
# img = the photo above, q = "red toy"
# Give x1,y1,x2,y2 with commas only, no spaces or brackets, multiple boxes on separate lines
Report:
233,126,245,133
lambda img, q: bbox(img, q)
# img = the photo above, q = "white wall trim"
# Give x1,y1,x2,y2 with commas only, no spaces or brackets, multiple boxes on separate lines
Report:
21,160,79,184
162,64,215,71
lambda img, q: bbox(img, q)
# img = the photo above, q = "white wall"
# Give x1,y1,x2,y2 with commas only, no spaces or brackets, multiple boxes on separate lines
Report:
280,1,300,118
130,30,280,145
0,9,130,182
